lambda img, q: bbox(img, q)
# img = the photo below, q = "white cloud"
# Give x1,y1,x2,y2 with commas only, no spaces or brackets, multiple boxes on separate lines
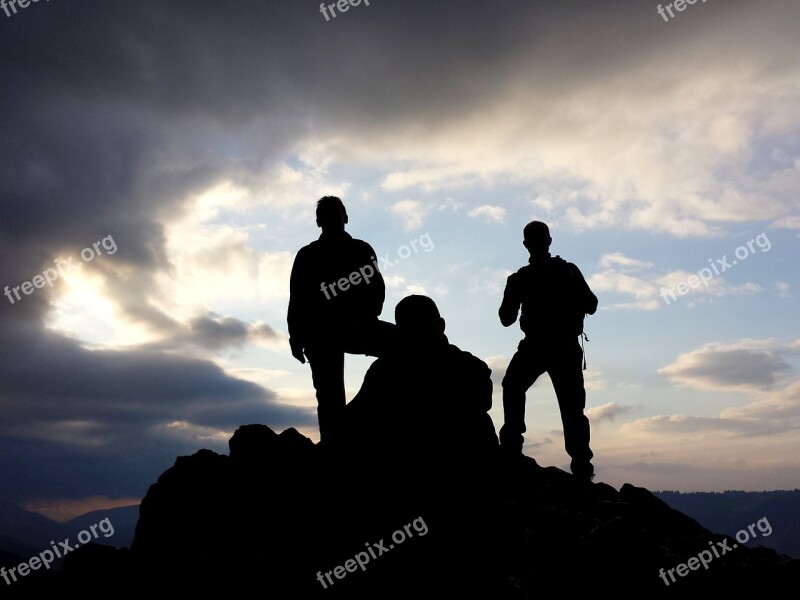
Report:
384,275,407,288
584,369,607,391
658,340,793,393
620,376,800,439
655,273,763,308
358,22,800,238
775,281,791,298
485,355,510,386
598,252,654,271
586,256,767,310
604,299,661,311
468,204,506,223
390,199,428,230
589,271,657,300
621,414,778,437
721,379,800,422
770,214,800,229
586,402,632,423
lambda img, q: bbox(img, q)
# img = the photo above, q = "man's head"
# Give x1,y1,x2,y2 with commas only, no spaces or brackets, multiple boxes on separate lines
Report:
395,295,445,345
523,220,551,256
316,196,348,232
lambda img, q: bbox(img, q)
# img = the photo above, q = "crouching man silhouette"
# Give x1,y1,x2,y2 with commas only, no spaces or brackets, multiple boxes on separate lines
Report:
346,294,498,463
344,295,500,597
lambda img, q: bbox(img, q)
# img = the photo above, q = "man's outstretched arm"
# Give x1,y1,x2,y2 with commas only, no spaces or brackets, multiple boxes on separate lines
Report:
570,264,598,315
468,355,494,413
362,242,385,318
287,249,309,363
498,272,522,327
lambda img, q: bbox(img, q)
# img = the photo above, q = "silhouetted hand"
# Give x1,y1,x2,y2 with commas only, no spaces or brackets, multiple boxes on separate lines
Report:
290,338,306,364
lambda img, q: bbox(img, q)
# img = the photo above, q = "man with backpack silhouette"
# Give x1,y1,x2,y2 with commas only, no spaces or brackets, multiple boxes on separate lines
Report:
498,221,598,482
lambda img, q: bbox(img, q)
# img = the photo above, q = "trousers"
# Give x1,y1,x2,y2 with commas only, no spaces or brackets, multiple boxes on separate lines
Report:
305,318,397,445
501,336,592,464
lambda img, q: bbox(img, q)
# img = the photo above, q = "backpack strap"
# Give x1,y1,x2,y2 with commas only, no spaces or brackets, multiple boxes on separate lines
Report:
581,331,589,370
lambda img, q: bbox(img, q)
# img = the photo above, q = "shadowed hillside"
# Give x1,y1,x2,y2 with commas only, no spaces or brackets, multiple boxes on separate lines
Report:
655,490,800,559
9,424,798,596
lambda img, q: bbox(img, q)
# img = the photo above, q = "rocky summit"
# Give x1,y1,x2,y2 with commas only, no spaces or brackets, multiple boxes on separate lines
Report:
31,424,799,597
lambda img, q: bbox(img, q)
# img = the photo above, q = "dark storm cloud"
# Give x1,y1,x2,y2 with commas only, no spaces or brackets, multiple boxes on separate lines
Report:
0,326,314,430
131,313,283,352
182,314,280,350
184,313,250,350
0,323,314,500
0,430,206,501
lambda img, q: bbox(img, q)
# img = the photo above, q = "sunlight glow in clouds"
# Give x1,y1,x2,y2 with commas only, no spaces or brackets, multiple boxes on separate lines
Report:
46,268,155,347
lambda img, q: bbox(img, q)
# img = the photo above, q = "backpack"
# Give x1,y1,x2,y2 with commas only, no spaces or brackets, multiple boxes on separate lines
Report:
517,255,596,367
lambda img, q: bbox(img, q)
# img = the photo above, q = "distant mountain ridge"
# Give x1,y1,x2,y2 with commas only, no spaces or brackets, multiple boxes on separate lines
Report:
0,501,138,565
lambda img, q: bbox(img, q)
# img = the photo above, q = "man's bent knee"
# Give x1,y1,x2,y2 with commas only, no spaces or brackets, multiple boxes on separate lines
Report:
501,374,525,391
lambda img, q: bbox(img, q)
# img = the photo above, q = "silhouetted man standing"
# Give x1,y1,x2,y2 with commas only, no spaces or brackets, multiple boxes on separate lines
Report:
288,196,395,446
499,221,598,481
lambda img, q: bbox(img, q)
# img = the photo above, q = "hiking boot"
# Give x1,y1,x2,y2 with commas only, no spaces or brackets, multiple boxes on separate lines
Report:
570,459,595,483
499,425,523,455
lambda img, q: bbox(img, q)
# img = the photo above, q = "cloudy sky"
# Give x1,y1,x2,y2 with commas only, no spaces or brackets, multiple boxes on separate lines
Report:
1,0,798,520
